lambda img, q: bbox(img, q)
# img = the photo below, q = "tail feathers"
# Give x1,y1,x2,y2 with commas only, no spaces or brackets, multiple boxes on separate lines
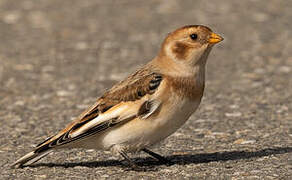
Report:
11,149,53,168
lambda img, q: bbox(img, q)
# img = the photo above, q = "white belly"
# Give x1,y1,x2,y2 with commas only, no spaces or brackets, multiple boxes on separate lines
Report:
76,96,201,152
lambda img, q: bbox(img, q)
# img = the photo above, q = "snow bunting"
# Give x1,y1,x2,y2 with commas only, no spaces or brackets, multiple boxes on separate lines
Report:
12,25,223,169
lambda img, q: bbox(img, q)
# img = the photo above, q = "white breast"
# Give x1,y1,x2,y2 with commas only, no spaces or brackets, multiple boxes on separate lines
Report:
87,95,201,152
145,96,201,145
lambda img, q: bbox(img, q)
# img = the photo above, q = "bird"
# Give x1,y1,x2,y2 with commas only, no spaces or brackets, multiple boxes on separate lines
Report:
12,25,223,169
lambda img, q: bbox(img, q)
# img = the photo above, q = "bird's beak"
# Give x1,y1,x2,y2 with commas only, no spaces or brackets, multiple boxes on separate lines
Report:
208,33,224,44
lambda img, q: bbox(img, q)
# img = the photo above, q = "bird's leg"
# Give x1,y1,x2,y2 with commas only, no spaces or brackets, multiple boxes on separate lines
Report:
119,151,142,170
142,148,172,165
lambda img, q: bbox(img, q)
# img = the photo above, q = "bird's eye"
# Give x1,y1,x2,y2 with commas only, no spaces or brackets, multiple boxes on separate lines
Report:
190,34,198,40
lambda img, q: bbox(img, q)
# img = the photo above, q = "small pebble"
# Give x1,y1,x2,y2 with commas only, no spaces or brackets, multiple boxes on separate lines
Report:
75,42,88,50
2,11,20,24
57,90,71,97
225,112,242,117
233,139,256,145
278,66,290,73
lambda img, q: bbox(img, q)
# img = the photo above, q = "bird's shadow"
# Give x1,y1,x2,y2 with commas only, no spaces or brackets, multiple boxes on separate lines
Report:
28,146,292,171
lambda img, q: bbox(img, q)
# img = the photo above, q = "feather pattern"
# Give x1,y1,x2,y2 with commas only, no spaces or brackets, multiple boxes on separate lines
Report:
34,68,163,153
12,68,163,168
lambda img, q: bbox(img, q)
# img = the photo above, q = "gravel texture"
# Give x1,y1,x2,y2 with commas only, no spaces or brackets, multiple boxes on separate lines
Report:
0,0,291,179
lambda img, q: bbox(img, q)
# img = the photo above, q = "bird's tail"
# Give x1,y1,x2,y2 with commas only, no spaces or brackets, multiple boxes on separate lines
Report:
11,148,53,168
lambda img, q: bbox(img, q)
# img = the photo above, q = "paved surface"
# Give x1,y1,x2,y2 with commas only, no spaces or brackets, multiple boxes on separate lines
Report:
1,0,291,179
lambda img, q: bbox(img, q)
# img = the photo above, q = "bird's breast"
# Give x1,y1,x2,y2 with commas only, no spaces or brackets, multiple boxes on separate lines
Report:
148,94,201,142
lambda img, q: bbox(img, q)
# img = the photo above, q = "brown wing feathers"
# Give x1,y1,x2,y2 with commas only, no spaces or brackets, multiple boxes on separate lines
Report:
34,70,163,152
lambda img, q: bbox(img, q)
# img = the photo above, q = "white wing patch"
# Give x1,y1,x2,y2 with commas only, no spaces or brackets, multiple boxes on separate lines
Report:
70,101,142,138
140,100,161,119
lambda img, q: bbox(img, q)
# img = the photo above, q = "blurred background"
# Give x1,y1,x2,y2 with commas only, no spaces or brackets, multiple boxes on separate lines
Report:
0,0,291,179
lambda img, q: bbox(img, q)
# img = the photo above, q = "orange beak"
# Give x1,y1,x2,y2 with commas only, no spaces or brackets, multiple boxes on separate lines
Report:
208,32,224,44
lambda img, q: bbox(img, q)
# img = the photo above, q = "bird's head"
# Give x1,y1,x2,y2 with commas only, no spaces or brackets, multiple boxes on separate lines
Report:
160,25,223,67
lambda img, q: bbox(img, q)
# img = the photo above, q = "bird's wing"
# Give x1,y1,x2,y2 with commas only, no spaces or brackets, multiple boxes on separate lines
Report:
35,68,163,153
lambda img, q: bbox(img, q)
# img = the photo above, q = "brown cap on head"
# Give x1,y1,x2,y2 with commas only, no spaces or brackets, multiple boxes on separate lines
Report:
159,25,223,62
165,25,223,45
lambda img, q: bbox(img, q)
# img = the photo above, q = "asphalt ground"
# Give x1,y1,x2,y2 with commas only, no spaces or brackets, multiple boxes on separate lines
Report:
0,0,291,179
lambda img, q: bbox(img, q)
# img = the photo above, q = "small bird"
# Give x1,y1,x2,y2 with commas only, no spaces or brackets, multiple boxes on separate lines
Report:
12,25,223,169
